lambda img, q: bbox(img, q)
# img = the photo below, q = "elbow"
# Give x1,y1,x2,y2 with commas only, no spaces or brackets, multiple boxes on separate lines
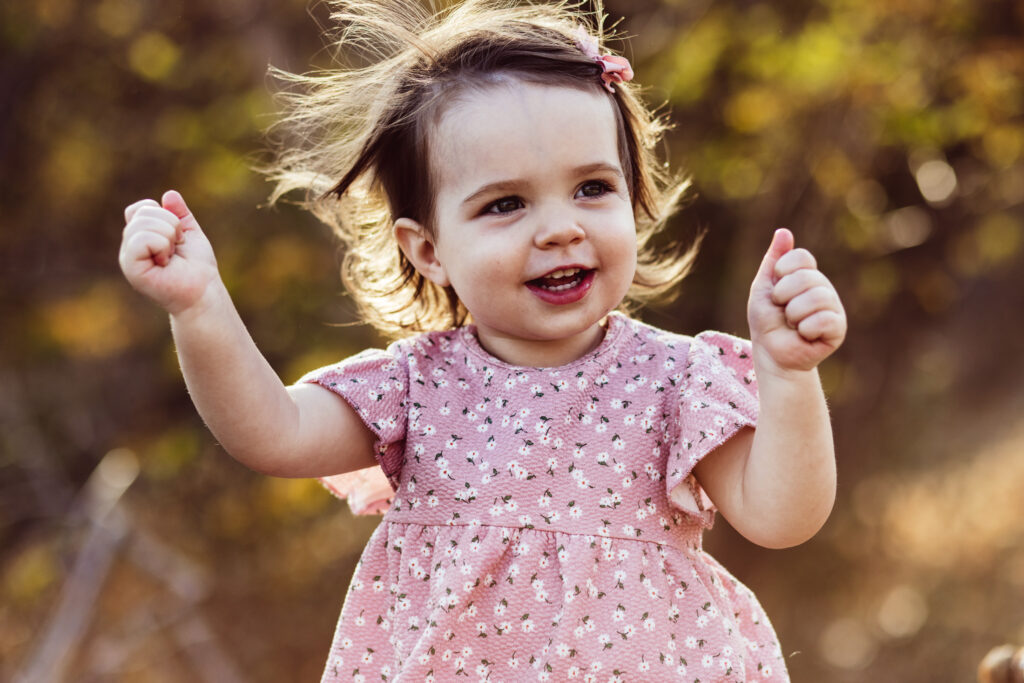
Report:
218,438,296,478
741,494,836,550
749,521,828,550
220,442,278,476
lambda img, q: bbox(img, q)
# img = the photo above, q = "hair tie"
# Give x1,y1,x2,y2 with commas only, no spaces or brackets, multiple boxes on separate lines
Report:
573,25,634,93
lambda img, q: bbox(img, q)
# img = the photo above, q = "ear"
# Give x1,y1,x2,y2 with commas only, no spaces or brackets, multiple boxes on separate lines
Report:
394,217,450,287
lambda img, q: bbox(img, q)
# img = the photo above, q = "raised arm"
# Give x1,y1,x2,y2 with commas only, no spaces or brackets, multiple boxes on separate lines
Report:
118,191,377,478
694,229,845,549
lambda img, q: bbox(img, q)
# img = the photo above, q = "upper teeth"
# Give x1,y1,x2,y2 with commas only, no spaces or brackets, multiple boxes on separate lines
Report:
547,268,581,279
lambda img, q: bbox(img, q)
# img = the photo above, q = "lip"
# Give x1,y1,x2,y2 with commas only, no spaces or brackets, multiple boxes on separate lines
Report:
532,264,592,280
525,268,595,305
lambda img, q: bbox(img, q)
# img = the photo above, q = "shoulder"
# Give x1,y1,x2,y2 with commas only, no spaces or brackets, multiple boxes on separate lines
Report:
612,315,755,390
611,313,690,355
688,331,754,377
683,331,758,400
398,328,464,361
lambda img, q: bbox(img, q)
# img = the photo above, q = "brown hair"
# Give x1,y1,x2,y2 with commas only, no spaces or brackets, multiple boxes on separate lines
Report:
265,0,698,338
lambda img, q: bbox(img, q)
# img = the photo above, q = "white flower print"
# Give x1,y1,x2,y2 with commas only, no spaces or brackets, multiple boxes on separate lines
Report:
507,461,529,480
308,326,780,682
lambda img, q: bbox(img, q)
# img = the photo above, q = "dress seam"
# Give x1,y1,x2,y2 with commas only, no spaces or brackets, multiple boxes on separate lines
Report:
378,518,702,553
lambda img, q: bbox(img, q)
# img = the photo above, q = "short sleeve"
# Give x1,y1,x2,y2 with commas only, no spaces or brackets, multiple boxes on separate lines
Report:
666,331,758,525
299,345,409,515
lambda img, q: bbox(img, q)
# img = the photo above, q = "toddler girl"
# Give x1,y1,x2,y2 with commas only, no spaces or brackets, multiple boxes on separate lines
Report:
118,1,846,681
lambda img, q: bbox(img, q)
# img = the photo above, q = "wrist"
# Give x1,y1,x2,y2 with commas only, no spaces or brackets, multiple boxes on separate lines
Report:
751,344,820,385
168,277,232,325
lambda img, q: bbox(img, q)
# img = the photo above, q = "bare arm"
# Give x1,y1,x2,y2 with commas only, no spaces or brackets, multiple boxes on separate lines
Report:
693,368,836,549
694,229,844,549
119,191,377,478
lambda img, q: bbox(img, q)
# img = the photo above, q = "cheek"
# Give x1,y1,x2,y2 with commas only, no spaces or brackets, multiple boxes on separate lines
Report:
611,214,639,259
440,238,519,287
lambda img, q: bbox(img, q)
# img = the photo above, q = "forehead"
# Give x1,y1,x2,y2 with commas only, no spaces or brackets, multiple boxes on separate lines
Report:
429,81,622,196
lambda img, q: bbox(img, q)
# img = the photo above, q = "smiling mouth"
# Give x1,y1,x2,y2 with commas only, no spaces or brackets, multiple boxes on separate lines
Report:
527,267,593,291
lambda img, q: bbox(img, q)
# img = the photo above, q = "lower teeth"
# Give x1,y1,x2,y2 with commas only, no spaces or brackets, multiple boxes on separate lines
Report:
542,277,582,291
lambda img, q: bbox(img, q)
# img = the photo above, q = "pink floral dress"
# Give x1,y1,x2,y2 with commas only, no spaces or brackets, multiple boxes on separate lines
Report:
302,312,788,682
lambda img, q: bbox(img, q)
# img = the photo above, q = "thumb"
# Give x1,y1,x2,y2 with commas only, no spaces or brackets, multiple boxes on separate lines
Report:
161,190,201,231
753,228,794,287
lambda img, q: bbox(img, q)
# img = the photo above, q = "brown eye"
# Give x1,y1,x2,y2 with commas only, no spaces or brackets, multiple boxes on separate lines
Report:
577,180,612,198
485,196,524,214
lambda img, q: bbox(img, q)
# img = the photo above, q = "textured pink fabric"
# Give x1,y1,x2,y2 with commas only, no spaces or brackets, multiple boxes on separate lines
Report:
303,313,788,682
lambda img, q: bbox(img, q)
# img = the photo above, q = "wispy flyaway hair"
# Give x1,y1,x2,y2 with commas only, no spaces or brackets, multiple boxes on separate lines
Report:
264,0,698,337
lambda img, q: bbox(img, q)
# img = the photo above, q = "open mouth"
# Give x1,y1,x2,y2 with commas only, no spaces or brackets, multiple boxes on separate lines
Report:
525,267,595,304
527,267,592,291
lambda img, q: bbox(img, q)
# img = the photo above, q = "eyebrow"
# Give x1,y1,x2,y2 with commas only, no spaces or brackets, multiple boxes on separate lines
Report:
460,162,626,206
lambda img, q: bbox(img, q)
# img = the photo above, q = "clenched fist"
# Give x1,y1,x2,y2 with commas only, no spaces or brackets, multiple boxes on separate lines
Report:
747,229,847,374
119,190,220,316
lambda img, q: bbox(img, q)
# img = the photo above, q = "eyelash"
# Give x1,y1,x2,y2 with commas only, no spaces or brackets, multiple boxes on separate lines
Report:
576,179,614,199
482,180,615,215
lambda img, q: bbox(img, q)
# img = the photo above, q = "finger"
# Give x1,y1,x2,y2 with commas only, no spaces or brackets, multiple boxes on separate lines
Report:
796,309,846,344
753,228,794,288
770,268,831,306
124,199,160,224
132,205,182,228
121,229,174,272
774,247,817,279
783,286,839,328
123,214,178,247
161,190,200,232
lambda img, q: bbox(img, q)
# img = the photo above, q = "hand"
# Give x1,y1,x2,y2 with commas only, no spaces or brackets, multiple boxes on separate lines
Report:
747,228,846,374
118,190,220,316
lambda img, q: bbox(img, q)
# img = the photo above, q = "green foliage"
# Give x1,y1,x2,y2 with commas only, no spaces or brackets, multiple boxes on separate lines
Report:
2,0,1022,680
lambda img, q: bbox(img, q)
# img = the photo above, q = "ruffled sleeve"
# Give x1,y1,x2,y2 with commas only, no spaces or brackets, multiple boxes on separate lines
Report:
299,344,409,515
666,331,759,526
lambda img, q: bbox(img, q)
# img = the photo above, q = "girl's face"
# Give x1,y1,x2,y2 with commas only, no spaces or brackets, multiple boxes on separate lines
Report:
403,81,637,367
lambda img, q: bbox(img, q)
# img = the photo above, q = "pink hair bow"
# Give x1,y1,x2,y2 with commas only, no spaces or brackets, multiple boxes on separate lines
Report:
573,25,634,93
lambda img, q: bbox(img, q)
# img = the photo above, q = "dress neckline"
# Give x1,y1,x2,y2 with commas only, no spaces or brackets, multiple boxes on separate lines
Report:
457,311,628,372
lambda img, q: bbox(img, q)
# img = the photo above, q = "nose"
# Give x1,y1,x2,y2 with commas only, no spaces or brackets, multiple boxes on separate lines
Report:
533,205,585,249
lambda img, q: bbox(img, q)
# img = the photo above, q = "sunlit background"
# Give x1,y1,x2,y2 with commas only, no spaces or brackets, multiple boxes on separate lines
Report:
2,0,1023,681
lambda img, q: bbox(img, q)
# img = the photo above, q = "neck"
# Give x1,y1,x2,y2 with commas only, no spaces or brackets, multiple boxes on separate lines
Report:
474,320,609,368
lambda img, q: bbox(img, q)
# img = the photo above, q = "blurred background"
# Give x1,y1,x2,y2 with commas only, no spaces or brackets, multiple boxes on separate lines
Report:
1,0,1022,680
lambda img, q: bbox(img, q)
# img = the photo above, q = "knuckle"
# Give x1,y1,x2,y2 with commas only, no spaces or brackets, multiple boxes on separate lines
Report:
784,302,801,323
810,285,832,305
124,198,157,221
794,248,816,263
